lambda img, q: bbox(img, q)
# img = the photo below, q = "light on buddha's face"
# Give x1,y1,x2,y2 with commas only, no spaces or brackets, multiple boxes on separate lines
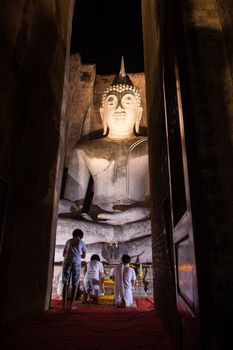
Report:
100,91,143,139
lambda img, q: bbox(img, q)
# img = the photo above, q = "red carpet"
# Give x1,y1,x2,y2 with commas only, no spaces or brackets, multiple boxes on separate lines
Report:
1,299,175,350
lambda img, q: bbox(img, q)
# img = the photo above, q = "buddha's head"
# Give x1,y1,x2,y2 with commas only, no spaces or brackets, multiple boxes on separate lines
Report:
100,58,143,139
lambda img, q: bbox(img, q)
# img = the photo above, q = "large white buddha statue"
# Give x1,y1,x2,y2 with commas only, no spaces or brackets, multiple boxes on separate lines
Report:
63,58,150,226
56,59,151,264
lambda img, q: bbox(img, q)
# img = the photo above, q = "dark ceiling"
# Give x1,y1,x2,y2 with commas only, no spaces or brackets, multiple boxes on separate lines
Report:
70,0,144,75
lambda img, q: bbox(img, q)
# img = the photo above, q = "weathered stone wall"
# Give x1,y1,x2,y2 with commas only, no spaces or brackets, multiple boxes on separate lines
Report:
0,0,74,330
141,0,179,347
142,0,233,347
216,0,233,81
180,0,233,338
64,54,96,167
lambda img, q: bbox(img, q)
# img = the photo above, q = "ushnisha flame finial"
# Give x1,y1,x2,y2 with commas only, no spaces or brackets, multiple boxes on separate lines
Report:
101,57,141,107
119,56,126,77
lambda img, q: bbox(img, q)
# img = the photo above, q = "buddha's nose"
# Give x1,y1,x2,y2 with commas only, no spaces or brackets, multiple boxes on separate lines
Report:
116,100,124,109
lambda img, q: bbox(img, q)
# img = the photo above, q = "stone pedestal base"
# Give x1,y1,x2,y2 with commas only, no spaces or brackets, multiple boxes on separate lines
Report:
55,217,152,263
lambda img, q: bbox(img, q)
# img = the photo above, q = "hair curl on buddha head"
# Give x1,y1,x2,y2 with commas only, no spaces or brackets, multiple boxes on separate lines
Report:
101,57,141,107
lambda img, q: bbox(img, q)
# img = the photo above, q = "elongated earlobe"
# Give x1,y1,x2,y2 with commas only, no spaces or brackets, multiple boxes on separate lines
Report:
100,107,108,135
103,122,108,135
135,107,143,133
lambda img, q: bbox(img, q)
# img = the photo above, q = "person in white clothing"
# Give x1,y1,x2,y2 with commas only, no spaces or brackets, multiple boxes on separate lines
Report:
112,254,136,307
62,228,86,310
82,254,104,303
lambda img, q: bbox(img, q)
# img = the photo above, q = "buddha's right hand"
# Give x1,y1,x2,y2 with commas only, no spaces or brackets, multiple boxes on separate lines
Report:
97,207,150,225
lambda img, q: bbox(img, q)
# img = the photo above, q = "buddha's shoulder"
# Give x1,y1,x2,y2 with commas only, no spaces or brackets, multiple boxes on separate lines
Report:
129,136,148,156
74,138,105,150
130,136,148,146
75,136,148,153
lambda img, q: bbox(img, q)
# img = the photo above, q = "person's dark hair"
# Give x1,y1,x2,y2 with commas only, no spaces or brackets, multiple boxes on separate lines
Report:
91,254,100,261
72,229,83,239
122,254,131,264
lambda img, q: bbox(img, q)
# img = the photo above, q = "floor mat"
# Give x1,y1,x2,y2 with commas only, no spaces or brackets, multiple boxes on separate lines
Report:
1,299,175,350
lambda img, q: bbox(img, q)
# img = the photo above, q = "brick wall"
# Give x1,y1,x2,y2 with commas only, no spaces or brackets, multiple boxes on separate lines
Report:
180,0,233,318
141,1,179,347
142,0,233,347
216,0,233,80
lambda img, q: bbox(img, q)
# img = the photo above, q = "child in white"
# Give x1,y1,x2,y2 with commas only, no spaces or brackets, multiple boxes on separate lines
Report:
83,254,104,302
112,254,136,307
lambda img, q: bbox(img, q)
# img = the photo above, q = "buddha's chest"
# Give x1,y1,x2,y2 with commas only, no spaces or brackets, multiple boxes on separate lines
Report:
85,139,148,181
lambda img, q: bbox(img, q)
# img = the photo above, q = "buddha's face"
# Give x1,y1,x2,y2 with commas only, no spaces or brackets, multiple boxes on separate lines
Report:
100,91,142,139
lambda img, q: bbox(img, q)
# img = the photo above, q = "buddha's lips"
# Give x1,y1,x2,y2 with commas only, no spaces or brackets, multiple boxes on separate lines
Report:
114,113,126,118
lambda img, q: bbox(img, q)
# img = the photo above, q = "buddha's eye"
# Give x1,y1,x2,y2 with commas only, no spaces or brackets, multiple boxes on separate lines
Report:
106,95,118,107
121,93,137,105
